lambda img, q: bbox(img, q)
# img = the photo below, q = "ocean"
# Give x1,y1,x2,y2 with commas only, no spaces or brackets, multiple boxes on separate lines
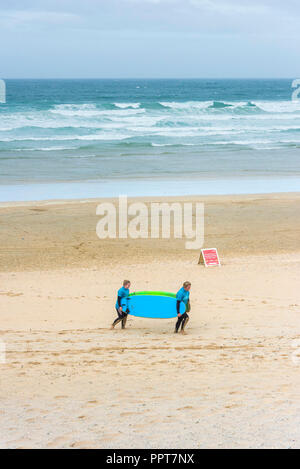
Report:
0,79,300,201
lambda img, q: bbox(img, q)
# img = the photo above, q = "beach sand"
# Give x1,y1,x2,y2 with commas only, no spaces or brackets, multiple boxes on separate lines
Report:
0,193,300,448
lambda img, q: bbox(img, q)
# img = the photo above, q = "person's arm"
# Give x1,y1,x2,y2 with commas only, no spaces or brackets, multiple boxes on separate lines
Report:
117,294,123,312
176,290,183,316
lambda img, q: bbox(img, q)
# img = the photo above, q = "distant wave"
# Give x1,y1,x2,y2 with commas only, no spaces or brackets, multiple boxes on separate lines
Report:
151,143,196,147
114,102,141,109
0,134,132,142
1,99,300,154
159,101,209,110
255,100,300,113
35,146,76,151
208,101,233,109
159,100,265,114
50,104,145,117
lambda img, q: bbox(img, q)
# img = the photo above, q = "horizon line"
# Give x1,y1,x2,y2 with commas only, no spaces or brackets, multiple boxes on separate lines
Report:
2,77,297,81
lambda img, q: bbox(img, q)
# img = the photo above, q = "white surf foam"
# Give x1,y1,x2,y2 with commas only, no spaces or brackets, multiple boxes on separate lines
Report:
114,102,141,109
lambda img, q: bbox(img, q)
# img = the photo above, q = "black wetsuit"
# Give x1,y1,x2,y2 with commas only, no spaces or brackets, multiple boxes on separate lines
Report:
112,296,128,328
175,300,189,332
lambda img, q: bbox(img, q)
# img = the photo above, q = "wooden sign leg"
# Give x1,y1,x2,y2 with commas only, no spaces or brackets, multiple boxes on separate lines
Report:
198,250,204,265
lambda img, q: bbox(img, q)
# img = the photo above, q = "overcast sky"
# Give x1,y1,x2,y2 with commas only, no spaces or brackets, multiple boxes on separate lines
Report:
0,0,300,78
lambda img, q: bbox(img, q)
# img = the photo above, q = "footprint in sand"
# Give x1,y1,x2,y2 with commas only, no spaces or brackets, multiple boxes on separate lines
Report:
46,434,74,448
71,440,99,448
98,434,119,444
0,291,23,297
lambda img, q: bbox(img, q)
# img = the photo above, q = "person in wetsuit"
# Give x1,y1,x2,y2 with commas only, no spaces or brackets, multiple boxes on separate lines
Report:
111,280,131,329
175,281,191,334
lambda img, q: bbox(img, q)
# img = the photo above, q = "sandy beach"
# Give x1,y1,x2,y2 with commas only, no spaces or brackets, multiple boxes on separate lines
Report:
0,193,300,449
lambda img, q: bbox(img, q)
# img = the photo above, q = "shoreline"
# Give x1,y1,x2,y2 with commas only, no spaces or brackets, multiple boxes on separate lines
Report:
0,189,300,208
1,176,300,203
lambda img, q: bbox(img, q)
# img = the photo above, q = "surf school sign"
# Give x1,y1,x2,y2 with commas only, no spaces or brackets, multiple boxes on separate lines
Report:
198,248,221,266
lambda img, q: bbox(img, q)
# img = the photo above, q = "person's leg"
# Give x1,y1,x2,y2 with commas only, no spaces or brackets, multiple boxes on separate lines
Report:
175,314,184,333
181,313,189,334
121,312,128,329
111,308,123,329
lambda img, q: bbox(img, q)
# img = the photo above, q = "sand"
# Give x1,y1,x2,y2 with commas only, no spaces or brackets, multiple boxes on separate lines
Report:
0,193,300,448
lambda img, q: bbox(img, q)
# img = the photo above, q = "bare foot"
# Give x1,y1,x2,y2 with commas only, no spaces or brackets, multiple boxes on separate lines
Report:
180,330,187,335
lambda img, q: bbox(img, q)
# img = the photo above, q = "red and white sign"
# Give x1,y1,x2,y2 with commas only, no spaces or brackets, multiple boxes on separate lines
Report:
198,248,221,267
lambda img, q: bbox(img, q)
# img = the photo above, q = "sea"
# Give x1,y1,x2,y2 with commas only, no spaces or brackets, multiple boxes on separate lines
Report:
0,79,300,201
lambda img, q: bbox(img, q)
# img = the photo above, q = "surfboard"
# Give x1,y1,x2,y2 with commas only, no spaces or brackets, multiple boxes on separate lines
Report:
121,292,185,319
130,291,176,298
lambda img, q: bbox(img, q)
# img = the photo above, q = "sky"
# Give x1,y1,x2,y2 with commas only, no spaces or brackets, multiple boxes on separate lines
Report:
0,0,300,78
